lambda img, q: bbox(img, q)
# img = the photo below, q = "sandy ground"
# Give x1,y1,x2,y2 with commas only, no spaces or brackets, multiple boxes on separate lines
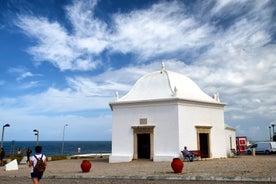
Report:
0,154,275,183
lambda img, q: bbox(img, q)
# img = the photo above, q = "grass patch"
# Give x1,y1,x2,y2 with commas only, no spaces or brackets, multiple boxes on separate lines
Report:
48,155,68,161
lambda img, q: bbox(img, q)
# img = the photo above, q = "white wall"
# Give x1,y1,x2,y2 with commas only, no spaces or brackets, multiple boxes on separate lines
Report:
225,128,237,157
110,101,179,163
152,103,179,161
109,105,134,163
178,101,227,158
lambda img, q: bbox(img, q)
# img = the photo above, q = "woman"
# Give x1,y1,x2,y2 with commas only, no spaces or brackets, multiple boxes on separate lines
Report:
26,147,32,163
0,147,5,166
29,146,47,184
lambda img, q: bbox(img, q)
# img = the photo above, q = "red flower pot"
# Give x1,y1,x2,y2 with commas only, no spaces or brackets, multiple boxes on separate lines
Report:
81,160,92,172
171,158,184,173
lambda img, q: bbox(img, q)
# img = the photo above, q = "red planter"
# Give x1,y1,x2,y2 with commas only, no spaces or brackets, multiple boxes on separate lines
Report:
171,158,184,173
81,160,92,172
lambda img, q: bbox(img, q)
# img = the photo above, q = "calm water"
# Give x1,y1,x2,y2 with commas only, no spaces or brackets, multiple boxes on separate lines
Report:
2,141,111,156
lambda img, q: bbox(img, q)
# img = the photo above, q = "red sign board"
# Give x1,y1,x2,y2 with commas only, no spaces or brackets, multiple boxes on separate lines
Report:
236,136,247,153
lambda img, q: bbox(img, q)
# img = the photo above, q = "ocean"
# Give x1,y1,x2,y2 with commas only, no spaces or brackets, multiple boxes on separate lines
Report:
2,141,111,156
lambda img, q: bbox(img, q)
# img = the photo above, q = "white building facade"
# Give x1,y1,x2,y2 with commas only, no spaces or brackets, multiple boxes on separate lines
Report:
109,65,236,163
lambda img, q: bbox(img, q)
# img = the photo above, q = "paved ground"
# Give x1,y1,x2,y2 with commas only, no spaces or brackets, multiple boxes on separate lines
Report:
0,154,275,183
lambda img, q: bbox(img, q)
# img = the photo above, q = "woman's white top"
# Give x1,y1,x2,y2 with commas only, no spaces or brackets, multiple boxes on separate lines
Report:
30,153,46,173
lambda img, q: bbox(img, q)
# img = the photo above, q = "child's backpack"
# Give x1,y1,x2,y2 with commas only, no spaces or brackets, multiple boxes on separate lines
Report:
33,155,46,174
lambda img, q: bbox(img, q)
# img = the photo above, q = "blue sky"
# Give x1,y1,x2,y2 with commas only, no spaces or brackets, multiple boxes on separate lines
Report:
0,0,275,141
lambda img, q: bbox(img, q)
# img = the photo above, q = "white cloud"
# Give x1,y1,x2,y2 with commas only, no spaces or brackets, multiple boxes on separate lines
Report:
17,72,34,81
20,81,39,89
111,1,213,59
8,67,42,85
15,0,108,71
8,0,276,141
65,0,105,37
15,0,275,72
15,0,214,70
16,16,78,70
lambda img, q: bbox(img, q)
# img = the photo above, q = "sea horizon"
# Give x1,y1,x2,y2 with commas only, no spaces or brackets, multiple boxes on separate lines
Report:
1,140,112,156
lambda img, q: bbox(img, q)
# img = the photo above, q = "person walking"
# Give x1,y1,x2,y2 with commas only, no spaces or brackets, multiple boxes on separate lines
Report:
29,146,47,184
0,147,5,166
26,147,32,163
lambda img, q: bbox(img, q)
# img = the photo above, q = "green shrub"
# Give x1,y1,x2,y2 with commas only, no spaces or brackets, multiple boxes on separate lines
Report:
48,155,68,161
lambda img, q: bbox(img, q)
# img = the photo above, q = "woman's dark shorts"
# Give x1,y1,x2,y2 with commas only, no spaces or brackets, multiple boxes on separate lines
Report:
31,172,43,180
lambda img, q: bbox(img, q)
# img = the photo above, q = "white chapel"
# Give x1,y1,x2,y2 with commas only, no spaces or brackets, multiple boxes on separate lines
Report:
109,64,236,163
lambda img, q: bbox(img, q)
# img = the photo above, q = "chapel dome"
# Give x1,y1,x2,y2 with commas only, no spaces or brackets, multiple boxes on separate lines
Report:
118,64,219,104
